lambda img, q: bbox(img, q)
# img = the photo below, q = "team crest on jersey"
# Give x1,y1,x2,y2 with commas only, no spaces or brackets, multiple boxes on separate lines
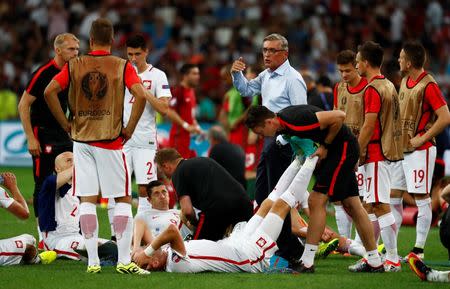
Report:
44,145,53,154
143,80,152,90
256,237,267,248
81,71,108,101
341,96,347,106
171,252,182,263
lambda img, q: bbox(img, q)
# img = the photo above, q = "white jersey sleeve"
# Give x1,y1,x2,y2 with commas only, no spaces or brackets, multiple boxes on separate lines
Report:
0,188,14,209
123,65,172,148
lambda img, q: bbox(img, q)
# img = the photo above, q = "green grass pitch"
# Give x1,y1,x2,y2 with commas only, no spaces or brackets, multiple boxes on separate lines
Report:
0,166,449,289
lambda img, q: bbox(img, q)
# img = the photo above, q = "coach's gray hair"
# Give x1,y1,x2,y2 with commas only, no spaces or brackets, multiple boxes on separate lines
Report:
263,33,288,51
208,125,228,144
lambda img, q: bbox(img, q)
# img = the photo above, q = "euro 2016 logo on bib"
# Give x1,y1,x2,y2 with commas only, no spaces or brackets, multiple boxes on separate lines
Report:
256,237,267,248
81,71,108,101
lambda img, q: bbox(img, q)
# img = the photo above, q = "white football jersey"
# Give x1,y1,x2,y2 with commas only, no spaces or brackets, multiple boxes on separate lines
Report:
55,187,80,235
135,208,180,237
165,229,277,273
0,188,13,209
123,64,171,148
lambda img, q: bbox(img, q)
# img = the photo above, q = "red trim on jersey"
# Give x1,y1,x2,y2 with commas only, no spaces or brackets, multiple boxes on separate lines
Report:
193,213,205,240
347,77,368,94
0,252,24,256
88,50,111,56
26,60,58,93
374,162,379,203
89,138,124,150
188,241,276,266
122,152,129,196
406,71,428,89
33,126,41,177
277,117,320,132
426,148,429,194
54,249,79,258
328,141,348,196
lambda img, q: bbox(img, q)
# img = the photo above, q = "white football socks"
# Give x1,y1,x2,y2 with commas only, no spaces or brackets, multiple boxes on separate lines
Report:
415,198,432,249
378,212,398,263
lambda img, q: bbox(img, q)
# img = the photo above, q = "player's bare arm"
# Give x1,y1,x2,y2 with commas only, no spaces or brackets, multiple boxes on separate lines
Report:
357,113,377,164
18,91,41,156
1,172,29,219
313,110,345,160
410,105,450,148
44,80,70,132
56,168,72,190
134,224,186,267
441,184,450,204
132,218,154,255
143,91,169,116
179,195,198,226
166,109,199,134
123,83,147,141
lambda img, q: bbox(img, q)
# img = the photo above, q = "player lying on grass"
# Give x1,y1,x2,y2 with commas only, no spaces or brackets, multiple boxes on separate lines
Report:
38,152,116,262
290,208,367,259
132,155,319,273
408,252,450,283
0,172,56,266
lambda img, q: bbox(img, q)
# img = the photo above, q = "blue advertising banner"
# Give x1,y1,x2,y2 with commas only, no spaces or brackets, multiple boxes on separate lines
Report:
0,121,212,167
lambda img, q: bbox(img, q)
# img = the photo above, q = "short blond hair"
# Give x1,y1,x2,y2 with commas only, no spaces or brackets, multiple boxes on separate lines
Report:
54,33,79,49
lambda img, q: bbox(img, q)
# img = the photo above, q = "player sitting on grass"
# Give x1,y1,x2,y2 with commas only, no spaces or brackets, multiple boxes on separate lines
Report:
38,152,116,262
0,172,56,266
133,180,187,256
132,154,318,273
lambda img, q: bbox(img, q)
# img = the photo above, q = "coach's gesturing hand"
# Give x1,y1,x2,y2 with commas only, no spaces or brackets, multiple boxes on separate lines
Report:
230,57,246,73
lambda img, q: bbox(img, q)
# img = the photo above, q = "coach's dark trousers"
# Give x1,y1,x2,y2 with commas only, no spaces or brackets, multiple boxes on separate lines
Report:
255,136,304,262
440,206,450,260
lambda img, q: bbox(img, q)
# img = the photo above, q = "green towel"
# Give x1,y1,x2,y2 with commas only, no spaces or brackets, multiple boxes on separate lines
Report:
283,135,317,157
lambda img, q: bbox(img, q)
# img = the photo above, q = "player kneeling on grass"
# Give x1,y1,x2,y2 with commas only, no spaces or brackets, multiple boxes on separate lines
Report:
132,155,318,273
0,172,56,266
38,152,116,262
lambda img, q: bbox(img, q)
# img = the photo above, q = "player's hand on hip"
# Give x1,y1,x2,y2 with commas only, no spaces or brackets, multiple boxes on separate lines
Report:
409,135,424,149
230,57,246,73
28,136,41,157
121,127,132,144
